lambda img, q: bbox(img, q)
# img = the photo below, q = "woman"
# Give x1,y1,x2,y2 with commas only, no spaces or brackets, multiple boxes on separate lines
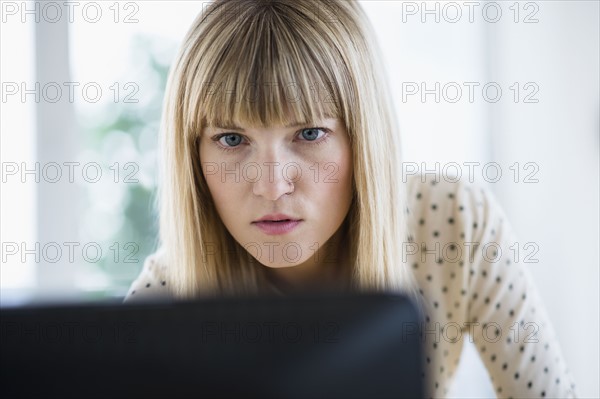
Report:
124,1,578,397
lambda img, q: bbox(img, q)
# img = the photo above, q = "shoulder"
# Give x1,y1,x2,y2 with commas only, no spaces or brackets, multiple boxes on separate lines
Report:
405,173,505,240
404,174,510,395
123,248,173,303
405,173,512,310
405,172,488,209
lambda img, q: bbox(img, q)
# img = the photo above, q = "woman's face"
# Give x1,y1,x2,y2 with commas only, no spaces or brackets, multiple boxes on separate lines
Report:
200,117,353,271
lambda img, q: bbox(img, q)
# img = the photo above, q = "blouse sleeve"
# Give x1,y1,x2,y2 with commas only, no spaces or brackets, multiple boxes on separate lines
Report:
122,250,172,304
458,182,578,398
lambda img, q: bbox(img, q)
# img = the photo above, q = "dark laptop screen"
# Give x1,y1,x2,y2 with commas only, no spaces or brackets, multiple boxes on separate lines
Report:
1,292,425,398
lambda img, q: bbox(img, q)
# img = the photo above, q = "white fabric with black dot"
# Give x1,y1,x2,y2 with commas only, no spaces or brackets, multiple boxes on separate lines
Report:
123,247,170,303
405,175,577,398
124,174,578,398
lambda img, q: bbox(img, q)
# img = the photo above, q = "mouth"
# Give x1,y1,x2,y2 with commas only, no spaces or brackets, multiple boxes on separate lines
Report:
252,219,303,235
252,213,302,224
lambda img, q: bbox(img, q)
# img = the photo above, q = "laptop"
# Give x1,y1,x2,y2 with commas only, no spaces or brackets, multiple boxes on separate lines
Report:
1,291,426,398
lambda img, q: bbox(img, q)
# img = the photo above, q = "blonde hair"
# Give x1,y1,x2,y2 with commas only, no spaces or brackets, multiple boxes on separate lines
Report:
157,0,421,305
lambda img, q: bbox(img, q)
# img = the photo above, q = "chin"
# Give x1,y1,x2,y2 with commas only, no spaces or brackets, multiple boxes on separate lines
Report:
259,262,303,269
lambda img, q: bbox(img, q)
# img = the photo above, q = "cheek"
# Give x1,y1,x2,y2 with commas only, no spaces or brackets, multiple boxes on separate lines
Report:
201,146,235,202
204,173,223,200
201,160,237,219
203,175,248,239
312,147,353,195
204,172,241,214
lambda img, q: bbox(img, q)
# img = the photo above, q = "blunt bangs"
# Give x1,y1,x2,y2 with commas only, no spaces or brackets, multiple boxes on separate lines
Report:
182,0,354,135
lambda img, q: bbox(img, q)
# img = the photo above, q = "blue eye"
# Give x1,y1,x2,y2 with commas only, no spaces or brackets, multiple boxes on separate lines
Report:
211,127,330,153
300,128,323,141
220,134,243,147
210,133,245,152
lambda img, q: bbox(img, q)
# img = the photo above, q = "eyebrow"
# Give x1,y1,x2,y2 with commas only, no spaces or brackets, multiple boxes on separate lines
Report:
212,121,311,131
211,117,336,131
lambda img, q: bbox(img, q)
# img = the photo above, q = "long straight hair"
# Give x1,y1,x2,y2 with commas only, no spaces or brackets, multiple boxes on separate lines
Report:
157,0,421,305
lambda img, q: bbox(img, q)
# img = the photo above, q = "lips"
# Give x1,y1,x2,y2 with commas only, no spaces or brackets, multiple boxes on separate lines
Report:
252,219,303,235
253,213,301,223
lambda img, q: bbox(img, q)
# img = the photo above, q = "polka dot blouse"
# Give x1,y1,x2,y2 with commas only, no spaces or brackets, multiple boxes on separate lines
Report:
124,174,578,398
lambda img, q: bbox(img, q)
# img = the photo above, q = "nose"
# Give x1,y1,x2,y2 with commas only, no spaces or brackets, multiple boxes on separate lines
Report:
251,157,300,201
